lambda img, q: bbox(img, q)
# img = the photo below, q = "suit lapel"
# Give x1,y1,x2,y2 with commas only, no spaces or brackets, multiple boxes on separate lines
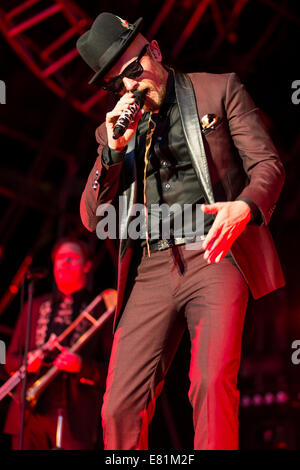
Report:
174,71,215,204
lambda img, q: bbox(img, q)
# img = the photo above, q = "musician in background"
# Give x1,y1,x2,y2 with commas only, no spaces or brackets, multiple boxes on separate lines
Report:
3,237,113,450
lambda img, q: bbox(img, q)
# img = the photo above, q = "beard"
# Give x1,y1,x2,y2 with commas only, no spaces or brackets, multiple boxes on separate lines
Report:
140,63,167,112
144,84,166,112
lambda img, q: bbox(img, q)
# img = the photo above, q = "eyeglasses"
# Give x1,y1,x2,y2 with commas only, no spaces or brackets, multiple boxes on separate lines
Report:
102,44,149,94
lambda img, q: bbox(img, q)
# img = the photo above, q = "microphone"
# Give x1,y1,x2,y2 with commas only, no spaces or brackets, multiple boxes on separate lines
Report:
113,89,147,140
26,268,49,281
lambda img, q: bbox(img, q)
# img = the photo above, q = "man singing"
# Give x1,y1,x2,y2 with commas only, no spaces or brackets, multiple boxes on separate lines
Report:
77,12,285,449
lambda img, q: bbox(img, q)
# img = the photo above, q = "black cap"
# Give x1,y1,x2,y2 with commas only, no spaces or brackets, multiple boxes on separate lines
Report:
76,12,143,84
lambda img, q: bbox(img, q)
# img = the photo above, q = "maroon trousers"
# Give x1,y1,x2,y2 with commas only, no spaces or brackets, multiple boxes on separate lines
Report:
102,245,249,450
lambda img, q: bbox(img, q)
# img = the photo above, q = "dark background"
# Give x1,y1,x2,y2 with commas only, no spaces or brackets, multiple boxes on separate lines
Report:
0,0,299,450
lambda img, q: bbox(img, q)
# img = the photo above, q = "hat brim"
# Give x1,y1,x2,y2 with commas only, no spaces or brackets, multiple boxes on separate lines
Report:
88,17,143,85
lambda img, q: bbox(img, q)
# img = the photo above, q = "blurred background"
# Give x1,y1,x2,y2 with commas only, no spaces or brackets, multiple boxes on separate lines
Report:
0,0,299,450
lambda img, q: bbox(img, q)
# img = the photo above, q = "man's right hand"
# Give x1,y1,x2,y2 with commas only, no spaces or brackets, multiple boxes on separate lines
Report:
27,350,43,373
106,92,144,151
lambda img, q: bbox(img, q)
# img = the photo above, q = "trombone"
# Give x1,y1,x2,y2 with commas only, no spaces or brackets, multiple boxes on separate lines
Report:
0,289,117,407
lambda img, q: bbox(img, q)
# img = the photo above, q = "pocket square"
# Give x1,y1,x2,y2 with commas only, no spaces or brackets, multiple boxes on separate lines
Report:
200,113,220,133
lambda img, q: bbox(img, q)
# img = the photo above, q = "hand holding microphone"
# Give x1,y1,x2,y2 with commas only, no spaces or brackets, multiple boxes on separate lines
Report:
106,89,147,151
113,89,146,139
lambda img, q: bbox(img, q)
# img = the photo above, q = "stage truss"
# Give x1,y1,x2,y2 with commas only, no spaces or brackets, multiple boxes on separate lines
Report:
0,0,298,118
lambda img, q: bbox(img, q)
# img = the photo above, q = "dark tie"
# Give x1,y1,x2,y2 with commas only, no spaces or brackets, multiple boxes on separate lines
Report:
143,113,156,257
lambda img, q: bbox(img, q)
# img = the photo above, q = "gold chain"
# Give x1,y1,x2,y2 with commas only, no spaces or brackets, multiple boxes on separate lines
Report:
143,113,156,257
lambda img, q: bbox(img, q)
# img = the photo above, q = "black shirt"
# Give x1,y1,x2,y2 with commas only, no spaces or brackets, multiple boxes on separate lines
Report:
103,71,215,245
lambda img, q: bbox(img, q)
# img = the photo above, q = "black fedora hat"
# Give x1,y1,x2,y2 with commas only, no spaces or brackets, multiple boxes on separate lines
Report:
76,12,143,85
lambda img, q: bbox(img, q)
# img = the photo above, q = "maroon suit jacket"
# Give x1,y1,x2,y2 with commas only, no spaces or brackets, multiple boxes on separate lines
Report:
80,71,286,329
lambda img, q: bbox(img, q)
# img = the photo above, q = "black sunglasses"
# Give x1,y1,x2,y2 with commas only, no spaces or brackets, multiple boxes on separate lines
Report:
102,44,149,94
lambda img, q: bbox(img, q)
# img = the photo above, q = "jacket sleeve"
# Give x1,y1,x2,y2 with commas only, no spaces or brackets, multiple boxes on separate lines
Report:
225,72,285,224
80,122,125,232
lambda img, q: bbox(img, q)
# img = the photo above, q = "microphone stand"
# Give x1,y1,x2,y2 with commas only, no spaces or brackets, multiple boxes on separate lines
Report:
52,408,64,450
18,277,35,450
